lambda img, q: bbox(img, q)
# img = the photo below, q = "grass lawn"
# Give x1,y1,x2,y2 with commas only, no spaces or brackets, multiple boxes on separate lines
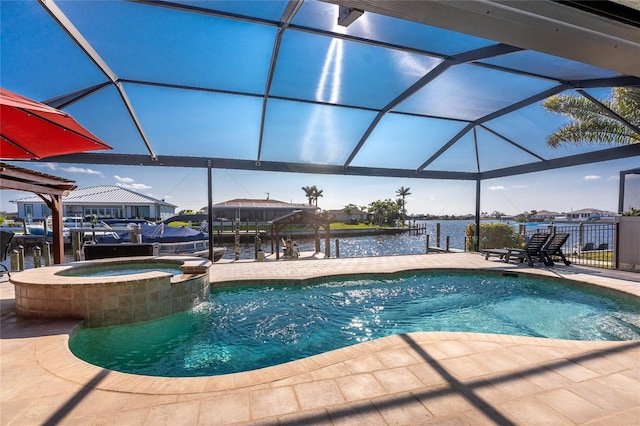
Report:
168,222,401,232
577,251,613,262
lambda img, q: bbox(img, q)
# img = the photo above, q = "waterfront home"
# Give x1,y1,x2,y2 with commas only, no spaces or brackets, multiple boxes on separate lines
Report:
531,210,560,221
205,198,318,222
326,207,369,224
565,208,617,221
12,185,177,222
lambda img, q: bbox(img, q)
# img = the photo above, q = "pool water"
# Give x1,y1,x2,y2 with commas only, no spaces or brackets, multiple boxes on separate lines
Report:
69,272,640,377
60,264,182,277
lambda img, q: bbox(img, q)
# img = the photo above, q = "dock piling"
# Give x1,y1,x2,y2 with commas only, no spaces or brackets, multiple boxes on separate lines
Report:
72,231,82,261
43,241,52,266
32,246,42,268
17,245,24,271
10,250,20,272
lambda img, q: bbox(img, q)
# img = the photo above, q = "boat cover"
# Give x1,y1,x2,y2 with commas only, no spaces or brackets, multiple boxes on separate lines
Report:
97,224,206,243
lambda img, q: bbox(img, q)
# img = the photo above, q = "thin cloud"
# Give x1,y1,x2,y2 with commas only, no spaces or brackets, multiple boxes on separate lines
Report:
114,175,135,183
60,166,104,177
583,175,601,181
488,185,506,191
116,182,152,190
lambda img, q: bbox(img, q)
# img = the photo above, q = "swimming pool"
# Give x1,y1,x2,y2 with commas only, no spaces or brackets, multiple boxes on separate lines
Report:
69,272,640,377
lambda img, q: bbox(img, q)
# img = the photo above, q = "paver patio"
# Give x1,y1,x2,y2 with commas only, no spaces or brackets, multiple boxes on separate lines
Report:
1,253,639,425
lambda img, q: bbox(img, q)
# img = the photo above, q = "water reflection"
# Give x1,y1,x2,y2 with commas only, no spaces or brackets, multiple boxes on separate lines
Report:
228,219,474,260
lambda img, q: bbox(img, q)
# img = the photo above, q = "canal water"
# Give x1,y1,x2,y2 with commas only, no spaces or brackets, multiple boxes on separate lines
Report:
2,219,614,267
241,219,474,260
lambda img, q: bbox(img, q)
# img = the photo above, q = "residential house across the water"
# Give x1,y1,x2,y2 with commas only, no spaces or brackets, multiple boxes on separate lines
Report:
528,209,616,222
565,208,616,221
205,198,318,222
326,207,369,224
530,210,561,221
12,185,177,222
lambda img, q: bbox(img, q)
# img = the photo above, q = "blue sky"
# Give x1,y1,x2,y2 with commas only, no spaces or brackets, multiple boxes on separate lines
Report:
2,156,637,216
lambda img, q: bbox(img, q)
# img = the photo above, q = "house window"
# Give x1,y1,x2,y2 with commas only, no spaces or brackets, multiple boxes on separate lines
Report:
135,206,150,218
25,204,33,218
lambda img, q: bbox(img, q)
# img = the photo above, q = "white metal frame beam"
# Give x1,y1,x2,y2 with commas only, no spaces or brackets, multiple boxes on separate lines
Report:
322,0,640,76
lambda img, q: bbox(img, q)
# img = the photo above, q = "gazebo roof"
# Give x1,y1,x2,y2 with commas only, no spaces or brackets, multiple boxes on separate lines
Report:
0,162,77,264
0,162,76,195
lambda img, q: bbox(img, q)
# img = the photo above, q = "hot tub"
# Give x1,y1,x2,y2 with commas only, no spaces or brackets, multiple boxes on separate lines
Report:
9,256,212,328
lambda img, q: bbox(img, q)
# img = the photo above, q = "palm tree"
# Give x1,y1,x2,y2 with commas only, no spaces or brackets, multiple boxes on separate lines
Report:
395,186,411,226
302,186,315,205
542,87,640,148
368,200,386,226
343,203,358,223
368,199,400,226
312,187,323,207
301,185,324,207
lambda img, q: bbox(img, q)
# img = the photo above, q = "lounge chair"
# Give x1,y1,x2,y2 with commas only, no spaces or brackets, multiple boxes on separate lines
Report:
541,232,571,266
1,230,15,275
483,233,550,266
581,242,595,252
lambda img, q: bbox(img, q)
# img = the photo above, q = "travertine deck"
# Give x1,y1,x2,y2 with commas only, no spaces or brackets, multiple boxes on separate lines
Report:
2,253,639,425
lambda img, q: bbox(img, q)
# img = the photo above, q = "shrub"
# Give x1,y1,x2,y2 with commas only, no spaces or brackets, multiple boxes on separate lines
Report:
623,207,640,216
465,223,523,252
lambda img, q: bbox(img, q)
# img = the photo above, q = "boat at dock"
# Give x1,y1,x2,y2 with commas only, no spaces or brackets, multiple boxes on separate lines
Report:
91,223,226,261
25,217,71,242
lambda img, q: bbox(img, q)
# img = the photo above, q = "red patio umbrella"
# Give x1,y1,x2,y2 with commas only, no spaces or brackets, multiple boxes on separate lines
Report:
0,88,112,160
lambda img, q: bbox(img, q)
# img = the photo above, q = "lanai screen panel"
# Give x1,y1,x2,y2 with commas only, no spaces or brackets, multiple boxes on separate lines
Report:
0,0,637,176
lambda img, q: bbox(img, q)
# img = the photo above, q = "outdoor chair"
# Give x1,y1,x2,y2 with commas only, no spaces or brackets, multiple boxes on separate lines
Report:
596,243,609,250
483,233,550,267
581,242,595,252
541,232,571,266
1,230,15,275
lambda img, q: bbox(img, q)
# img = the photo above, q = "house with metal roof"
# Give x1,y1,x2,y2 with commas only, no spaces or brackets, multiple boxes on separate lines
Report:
12,185,177,222
205,199,317,222
565,208,617,221
531,210,561,221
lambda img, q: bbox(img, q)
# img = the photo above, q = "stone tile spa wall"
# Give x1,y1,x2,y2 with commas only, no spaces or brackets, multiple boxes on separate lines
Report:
9,256,211,328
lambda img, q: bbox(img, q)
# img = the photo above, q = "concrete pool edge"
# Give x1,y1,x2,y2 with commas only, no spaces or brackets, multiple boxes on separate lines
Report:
2,253,639,425
37,327,639,395
36,254,640,394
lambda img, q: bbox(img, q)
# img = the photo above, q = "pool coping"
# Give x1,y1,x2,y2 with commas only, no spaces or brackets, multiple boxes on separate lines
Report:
21,253,640,393
2,252,639,425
